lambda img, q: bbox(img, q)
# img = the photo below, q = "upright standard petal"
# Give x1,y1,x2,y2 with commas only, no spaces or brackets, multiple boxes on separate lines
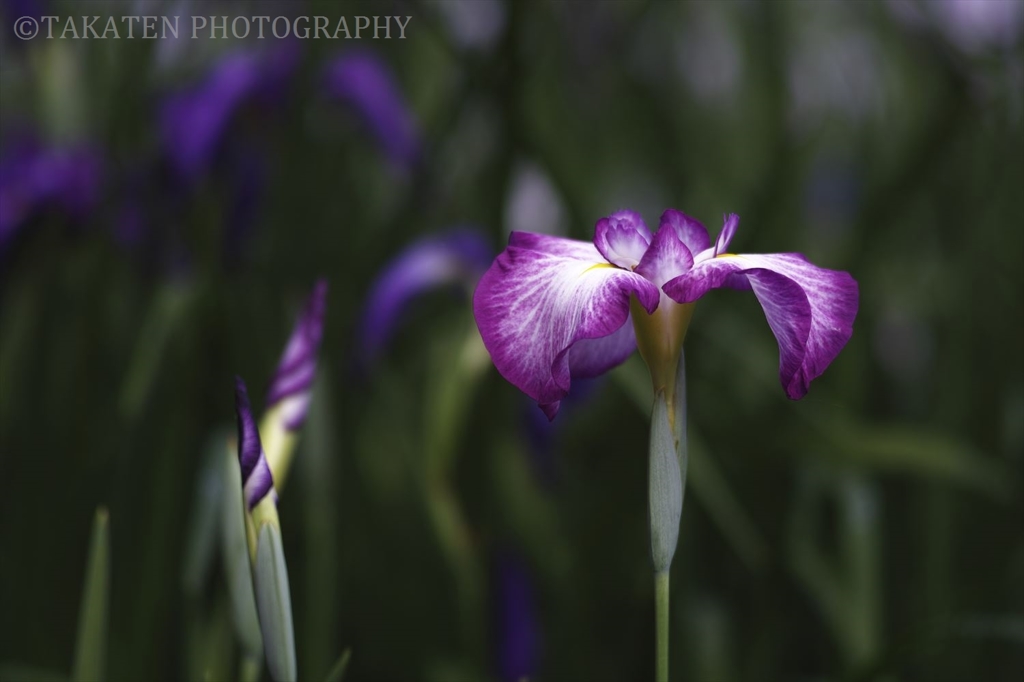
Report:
658,209,710,257
663,252,858,399
593,209,652,269
266,280,329,431
474,232,659,418
235,377,275,510
713,213,740,256
359,229,492,364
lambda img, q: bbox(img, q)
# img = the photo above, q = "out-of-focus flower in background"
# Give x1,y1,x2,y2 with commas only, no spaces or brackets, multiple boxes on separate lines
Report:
787,12,886,132
504,160,570,238
889,0,1024,54
358,228,492,364
0,134,103,254
673,4,743,107
323,50,422,171
433,0,508,53
159,44,300,184
493,551,540,682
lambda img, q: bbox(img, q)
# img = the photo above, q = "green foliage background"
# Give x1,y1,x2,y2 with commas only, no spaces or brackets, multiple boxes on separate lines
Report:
1,1,1022,681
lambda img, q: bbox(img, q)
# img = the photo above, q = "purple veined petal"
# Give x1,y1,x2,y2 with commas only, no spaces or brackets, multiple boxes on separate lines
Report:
473,232,660,419
323,49,422,169
659,209,710,257
266,280,328,431
235,377,275,509
160,46,298,182
663,252,858,399
593,209,653,269
635,224,694,287
713,213,740,256
359,229,493,364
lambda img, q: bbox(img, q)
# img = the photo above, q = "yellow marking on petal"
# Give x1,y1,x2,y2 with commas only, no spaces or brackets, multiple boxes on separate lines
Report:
715,252,738,258
581,262,616,276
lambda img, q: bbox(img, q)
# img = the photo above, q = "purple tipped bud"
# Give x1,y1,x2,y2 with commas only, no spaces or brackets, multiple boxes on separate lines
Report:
235,377,275,509
265,280,328,431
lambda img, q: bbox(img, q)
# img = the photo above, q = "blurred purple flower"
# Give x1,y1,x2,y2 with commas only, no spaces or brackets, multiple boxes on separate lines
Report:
493,551,540,682
888,0,1024,53
0,137,103,253
1,0,43,21
358,228,492,363
266,279,329,432
323,50,422,169
159,45,299,182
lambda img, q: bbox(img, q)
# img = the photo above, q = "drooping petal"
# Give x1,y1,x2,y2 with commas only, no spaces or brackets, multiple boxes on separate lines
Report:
323,49,422,169
234,377,275,509
265,280,328,431
663,253,858,399
474,233,659,418
359,229,492,363
658,209,710,257
593,209,652,269
635,225,694,287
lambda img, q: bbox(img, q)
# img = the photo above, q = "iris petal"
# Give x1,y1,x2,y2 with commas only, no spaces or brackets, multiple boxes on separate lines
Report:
658,209,710,257
635,225,693,287
235,377,275,509
663,252,858,398
474,232,659,418
593,209,652,269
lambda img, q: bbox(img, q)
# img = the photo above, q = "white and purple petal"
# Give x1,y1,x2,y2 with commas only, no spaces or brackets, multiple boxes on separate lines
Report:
663,252,858,399
235,377,275,509
713,213,740,256
266,280,328,431
359,229,492,363
593,209,652,269
474,233,659,418
658,209,710,258
635,224,694,288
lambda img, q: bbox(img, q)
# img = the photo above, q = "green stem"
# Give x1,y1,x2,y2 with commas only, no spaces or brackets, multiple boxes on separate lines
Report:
655,570,671,682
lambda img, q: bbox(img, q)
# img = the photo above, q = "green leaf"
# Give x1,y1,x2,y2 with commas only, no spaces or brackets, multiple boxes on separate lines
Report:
220,446,264,659
254,524,297,682
72,507,109,682
323,649,352,682
811,413,1010,499
0,663,68,682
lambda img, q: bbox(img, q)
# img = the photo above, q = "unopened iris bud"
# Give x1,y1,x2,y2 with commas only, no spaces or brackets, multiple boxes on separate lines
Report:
234,378,296,682
260,280,328,491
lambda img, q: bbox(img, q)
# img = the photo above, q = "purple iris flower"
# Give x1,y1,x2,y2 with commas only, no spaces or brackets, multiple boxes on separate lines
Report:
235,377,276,510
474,209,859,418
159,45,299,182
359,229,493,363
0,138,103,253
323,50,422,169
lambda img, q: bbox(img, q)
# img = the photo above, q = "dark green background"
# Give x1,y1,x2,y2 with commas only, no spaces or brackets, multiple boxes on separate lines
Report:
1,1,1022,680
